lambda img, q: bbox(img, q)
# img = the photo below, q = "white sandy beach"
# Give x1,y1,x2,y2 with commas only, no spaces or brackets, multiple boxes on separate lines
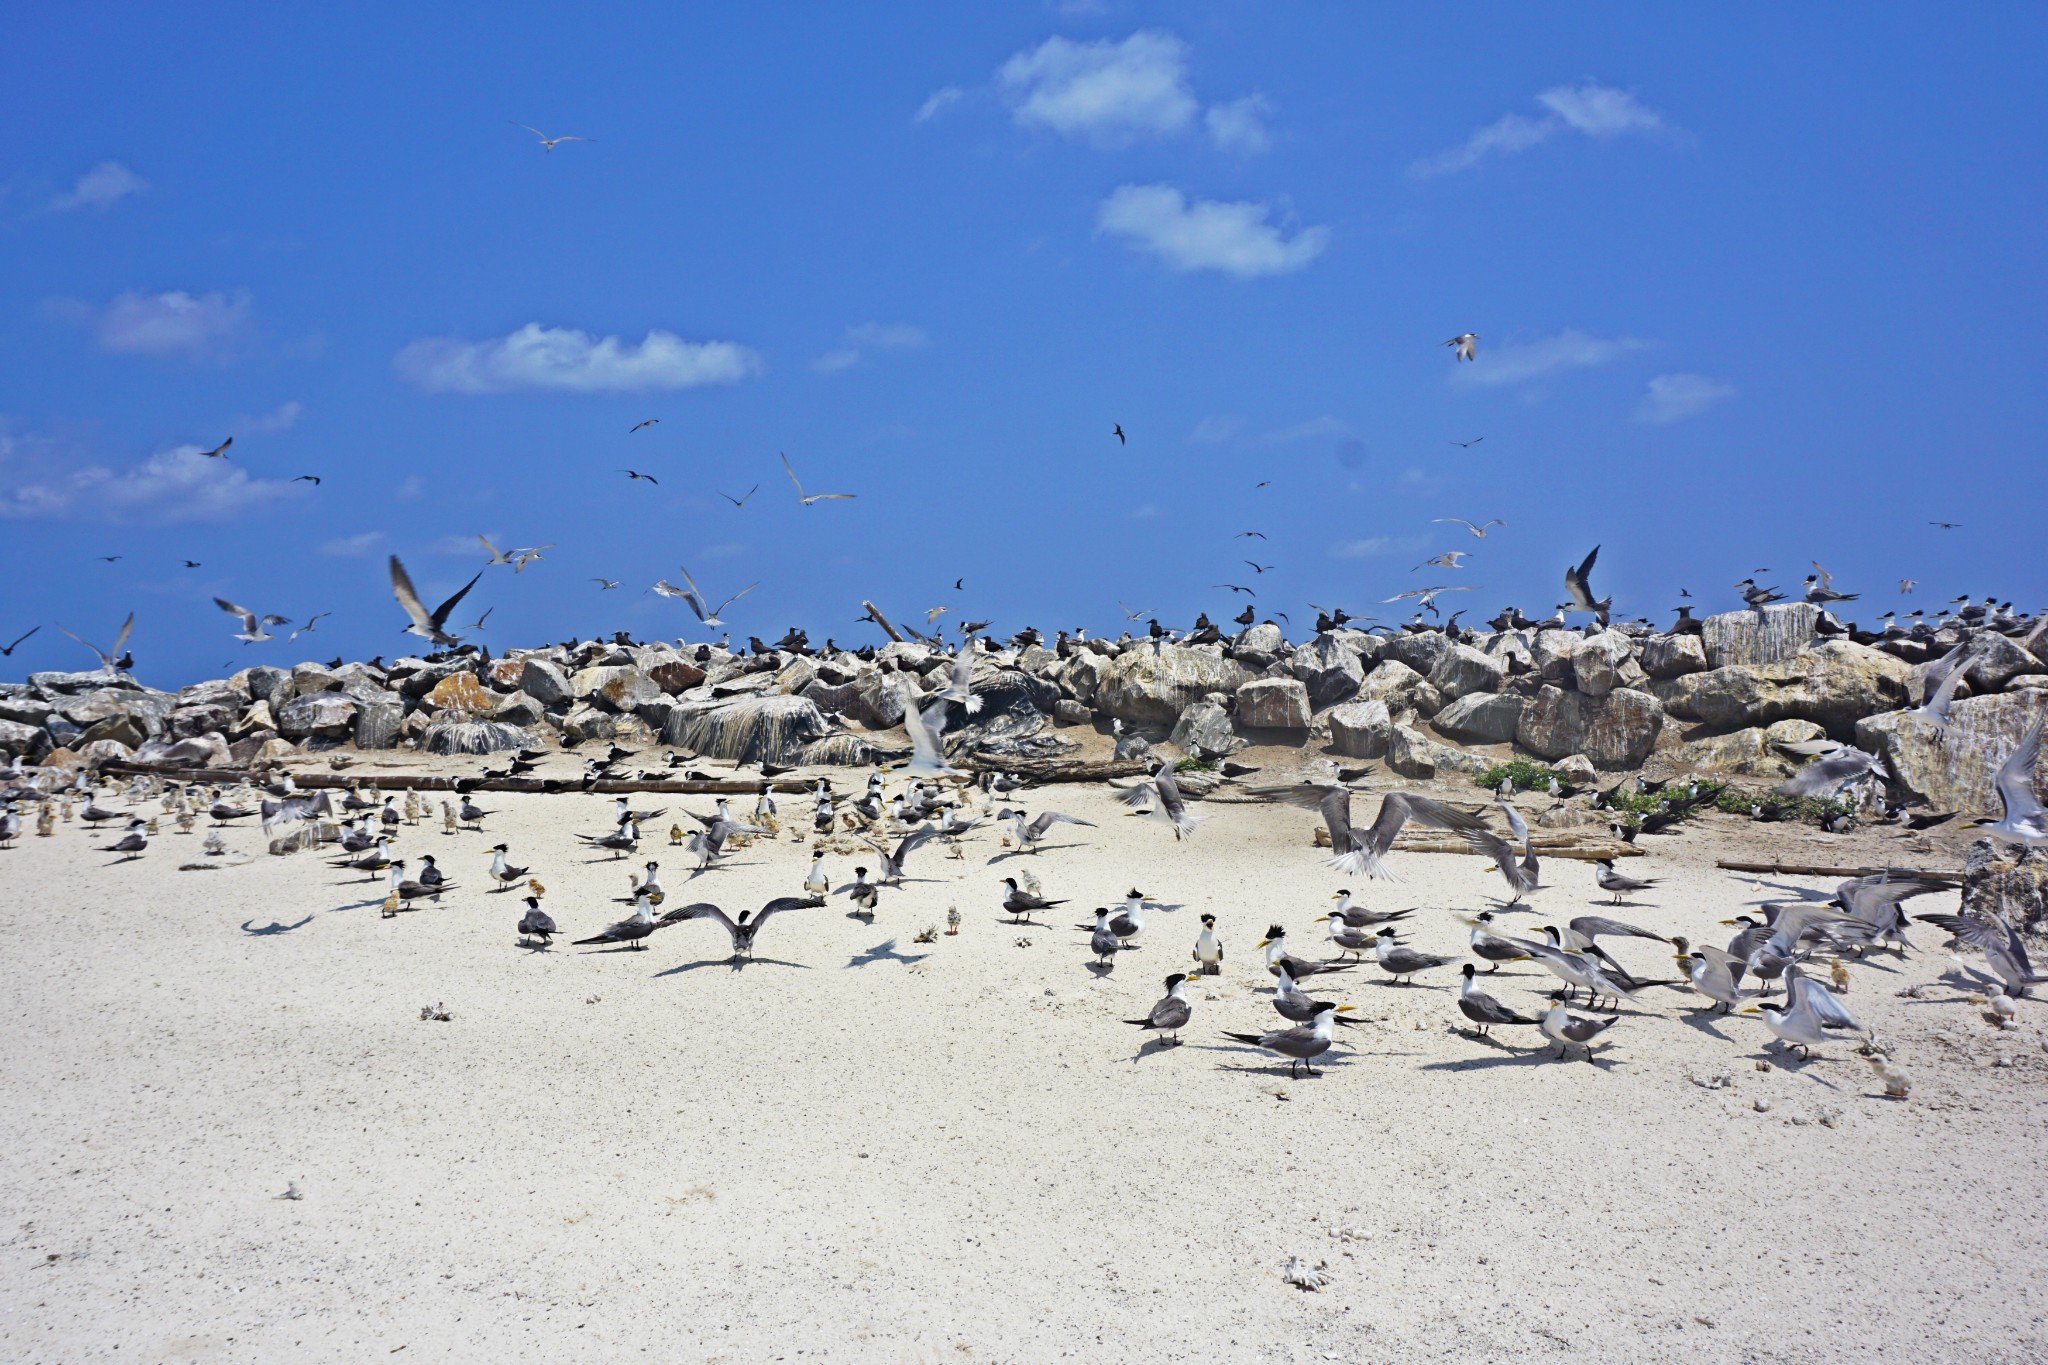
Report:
2,746,2044,1364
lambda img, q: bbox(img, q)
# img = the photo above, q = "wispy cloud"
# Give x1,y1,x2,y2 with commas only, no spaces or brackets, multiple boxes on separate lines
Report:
1131,503,1162,519
49,160,147,212
811,322,928,374
1411,81,1665,177
319,530,386,557
237,400,303,434
1205,95,1273,155
0,438,309,522
1332,534,1426,559
1097,184,1327,278
914,87,963,123
51,289,251,357
1190,415,1244,443
999,31,1197,146
1451,328,1651,387
1262,415,1351,443
1635,372,1734,423
394,323,763,395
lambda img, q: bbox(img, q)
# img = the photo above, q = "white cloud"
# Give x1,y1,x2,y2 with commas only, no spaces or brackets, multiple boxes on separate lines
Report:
1097,184,1328,278
49,161,147,211
1333,534,1425,559
394,323,763,395
812,322,927,374
238,400,303,434
0,440,309,522
1263,415,1351,443
1205,95,1273,155
319,531,386,557
1410,82,1664,177
1451,329,1652,387
1635,372,1734,423
67,289,251,356
1131,503,1162,519
915,87,963,123
1189,415,1244,443
395,475,425,501
998,31,1197,146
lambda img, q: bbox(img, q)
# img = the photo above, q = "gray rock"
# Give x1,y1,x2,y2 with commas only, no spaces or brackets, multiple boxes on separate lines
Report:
1059,651,1109,706
1572,630,1634,699
289,662,344,696
168,704,233,739
0,696,57,726
1530,630,1584,683
1356,659,1441,718
240,666,293,707
1380,631,1453,679
1235,677,1312,730
1479,632,1535,674
1555,754,1599,786
1701,603,1821,669
1096,645,1255,727
660,693,829,765
60,688,172,735
491,691,546,727
1962,634,2040,693
1287,636,1365,708
28,670,144,695
1428,643,1505,703
1962,839,2048,935
571,665,662,713
518,657,573,706
1673,642,1913,738
1641,634,1708,679
799,679,865,720
1430,692,1524,745
647,657,708,694
1236,623,1287,655
177,677,249,710
1053,699,1093,727
0,718,51,759
353,700,404,750
1324,699,1393,760
138,733,232,768
1388,724,1491,781
854,671,909,730
75,738,138,766
424,718,532,755
1515,685,1664,770
1856,691,2048,812
1169,697,1243,759
275,693,360,738
561,704,617,745
79,715,149,750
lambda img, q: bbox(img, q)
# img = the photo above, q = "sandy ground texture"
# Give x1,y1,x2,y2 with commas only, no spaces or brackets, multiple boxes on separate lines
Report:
2,744,2045,1365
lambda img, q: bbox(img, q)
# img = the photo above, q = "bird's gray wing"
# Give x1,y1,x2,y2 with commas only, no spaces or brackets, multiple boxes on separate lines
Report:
1117,779,1156,810
904,696,951,767
751,895,823,924
1462,828,1519,880
1834,875,1946,925
1992,721,2044,824
1788,971,1861,1030
1499,801,1529,846
388,557,435,631
1568,915,1667,943
430,570,485,626
714,582,759,616
213,597,255,630
109,613,134,657
1917,911,2010,954
1369,793,1487,856
1777,747,1877,797
1027,811,1095,836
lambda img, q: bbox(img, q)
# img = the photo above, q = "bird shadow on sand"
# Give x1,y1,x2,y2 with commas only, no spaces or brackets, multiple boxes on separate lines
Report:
579,944,659,955
240,916,314,936
1678,1011,1738,1044
984,843,1084,865
1127,1038,1191,1063
1420,1048,1622,1073
1200,1045,1362,1078
847,940,929,968
1749,1049,1848,1090
1083,960,1119,977
655,955,810,977
1588,897,1659,910
330,896,394,913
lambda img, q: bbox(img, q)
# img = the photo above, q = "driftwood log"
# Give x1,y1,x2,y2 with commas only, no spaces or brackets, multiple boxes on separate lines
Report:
1715,860,1962,880
102,761,813,796
1389,831,1643,861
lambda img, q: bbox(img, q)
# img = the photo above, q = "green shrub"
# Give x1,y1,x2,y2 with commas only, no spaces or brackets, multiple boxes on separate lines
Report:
1172,756,1217,773
1473,759,1565,792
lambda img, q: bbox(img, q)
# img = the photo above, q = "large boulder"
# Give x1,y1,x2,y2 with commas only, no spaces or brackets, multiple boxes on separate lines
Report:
1236,623,1287,655
1530,630,1583,683
29,670,145,695
0,695,56,726
425,671,497,715
289,662,345,696
647,657,708,695
276,693,360,739
353,700,404,750
1356,659,1441,718
572,665,661,713
60,688,172,737
1961,839,2048,935
1700,602,1820,669
1516,685,1664,770
1168,696,1244,758
1431,692,1524,745
853,671,909,730
660,693,829,765
1641,634,1708,680
1388,724,1490,781
1428,644,1505,703
0,718,50,760
1059,651,1110,706
1235,677,1312,730
1856,689,2048,812
519,658,574,706
138,732,233,768
177,677,248,710
1380,631,1453,679
168,703,233,739
1674,642,1912,738
1325,700,1393,760
1287,636,1365,708
1961,634,2041,693
1096,645,1255,727
1572,630,1635,699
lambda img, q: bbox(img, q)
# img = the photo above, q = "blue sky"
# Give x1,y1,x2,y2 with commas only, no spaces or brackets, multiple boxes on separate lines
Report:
5,4,2044,685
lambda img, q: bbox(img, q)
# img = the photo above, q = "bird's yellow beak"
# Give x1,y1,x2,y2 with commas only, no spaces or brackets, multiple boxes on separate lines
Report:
1256,939,1271,948
1718,919,1740,926
1336,1005,1356,1013
1737,1006,1760,1015
1312,915,1330,923
1328,892,1341,901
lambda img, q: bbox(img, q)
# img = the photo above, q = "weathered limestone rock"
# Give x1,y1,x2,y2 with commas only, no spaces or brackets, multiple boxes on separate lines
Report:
1531,630,1583,683
1675,642,1913,738
61,688,172,736
29,671,144,695
1641,633,1708,679
232,699,276,738
774,657,818,695
1325,699,1393,760
647,657,708,695
1287,636,1365,708
1961,839,2048,933
1961,634,2040,693
79,714,149,749
520,657,574,706
76,738,138,765
1169,697,1244,758
178,677,248,710
169,704,233,739
1096,645,1255,727
1555,754,1599,786
1235,677,1312,730
238,666,292,706
1856,691,2048,812
1356,659,1441,718
422,671,494,715
561,704,617,745
0,696,56,726
1236,623,1287,655
139,732,232,768
1428,643,1505,703
660,693,829,765
1700,602,1820,669
1479,631,1535,674
1388,724,1490,780
490,691,546,727
853,671,908,730
276,693,360,738
1431,692,1524,745
0,718,49,758
1053,699,1092,727
289,662,344,696
1670,727,1793,777
1516,685,1664,770
1573,630,1634,699
353,700,403,750
1059,651,1109,706
1381,631,1453,679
